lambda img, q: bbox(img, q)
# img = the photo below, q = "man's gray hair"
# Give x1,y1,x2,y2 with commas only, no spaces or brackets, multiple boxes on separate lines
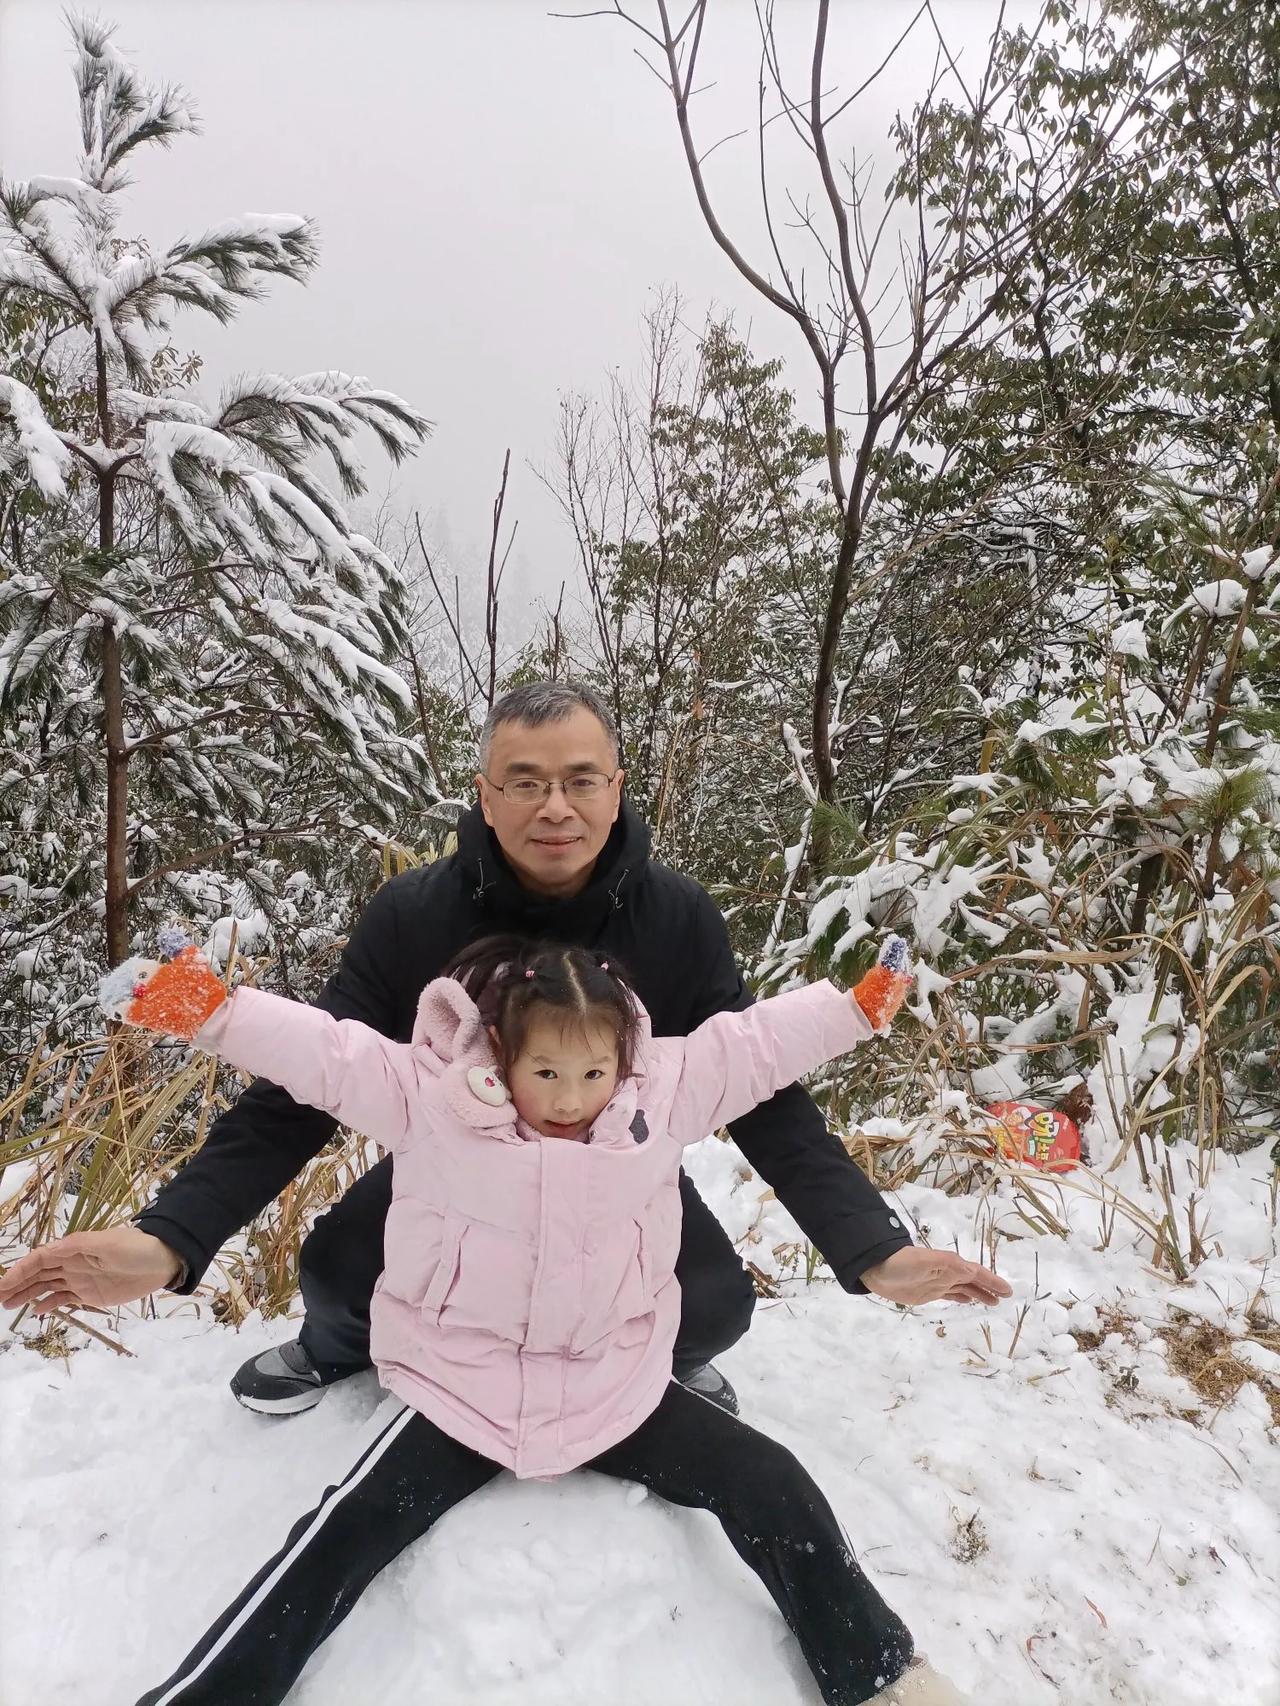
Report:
479,680,620,769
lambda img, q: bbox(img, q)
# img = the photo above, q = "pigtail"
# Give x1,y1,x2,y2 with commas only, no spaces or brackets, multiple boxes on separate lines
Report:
443,935,642,1079
446,933,528,1024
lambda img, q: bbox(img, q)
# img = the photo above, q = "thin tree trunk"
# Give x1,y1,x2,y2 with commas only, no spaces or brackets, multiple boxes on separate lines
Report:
95,331,130,966
102,614,129,965
810,513,861,829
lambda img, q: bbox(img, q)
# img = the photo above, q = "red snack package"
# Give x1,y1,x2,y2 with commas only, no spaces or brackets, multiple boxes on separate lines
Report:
985,1100,1081,1172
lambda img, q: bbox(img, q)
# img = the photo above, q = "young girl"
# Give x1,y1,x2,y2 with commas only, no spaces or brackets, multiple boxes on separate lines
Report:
107,932,967,1706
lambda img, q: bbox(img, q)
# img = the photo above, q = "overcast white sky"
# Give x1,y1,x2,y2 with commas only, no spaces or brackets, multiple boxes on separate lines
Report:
0,0,1022,636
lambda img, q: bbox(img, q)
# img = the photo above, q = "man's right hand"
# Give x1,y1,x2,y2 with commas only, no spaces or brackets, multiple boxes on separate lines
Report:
0,1227,184,1314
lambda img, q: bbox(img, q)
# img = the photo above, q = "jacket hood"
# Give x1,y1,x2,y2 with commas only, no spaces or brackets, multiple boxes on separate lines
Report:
411,974,490,1063
410,976,512,1132
454,796,651,937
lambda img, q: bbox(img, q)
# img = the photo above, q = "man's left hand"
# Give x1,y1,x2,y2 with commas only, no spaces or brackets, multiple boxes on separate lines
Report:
859,1245,1012,1306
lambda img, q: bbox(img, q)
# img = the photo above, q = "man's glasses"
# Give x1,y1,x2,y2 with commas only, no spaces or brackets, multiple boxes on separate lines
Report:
483,771,619,805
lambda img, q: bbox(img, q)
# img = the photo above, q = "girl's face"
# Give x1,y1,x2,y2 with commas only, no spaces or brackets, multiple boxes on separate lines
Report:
498,1008,620,1141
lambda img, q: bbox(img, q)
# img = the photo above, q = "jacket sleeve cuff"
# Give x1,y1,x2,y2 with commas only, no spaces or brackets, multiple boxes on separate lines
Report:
131,1213,210,1297
831,1224,915,1295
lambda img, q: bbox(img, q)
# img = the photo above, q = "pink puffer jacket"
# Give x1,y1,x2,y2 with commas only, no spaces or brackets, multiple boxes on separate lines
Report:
196,977,872,1477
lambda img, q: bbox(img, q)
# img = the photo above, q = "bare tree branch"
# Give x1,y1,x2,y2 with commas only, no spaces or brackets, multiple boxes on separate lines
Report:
412,510,487,704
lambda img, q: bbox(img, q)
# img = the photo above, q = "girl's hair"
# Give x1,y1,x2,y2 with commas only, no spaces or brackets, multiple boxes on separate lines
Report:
443,935,640,1078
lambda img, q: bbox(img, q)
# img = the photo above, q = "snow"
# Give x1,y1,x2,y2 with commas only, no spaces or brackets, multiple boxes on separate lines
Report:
969,974,1083,1102
0,375,72,498
1190,580,1246,618
795,848,1020,972
910,963,953,1021
1085,981,1190,1147
25,174,108,218
286,606,411,710
781,722,819,804
1013,718,1051,744
111,389,210,428
204,909,270,967
1110,620,1150,661
1120,680,1167,728
1143,746,1220,804
66,436,127,473
0,249,71,295
1168,580,1248,624
3,1139,1276,1706
178,213,312,261
946,773,1005,796
1240,548,1275,582
1097,752,1157,810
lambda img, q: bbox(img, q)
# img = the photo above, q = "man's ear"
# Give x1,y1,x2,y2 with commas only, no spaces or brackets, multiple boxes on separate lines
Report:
610,768,626,824
476,774,495,829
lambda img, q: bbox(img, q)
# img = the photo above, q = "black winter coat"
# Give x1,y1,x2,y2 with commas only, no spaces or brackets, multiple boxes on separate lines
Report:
138,801,912,1293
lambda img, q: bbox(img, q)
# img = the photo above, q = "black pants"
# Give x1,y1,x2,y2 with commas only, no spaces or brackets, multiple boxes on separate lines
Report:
298,1160,757,1383
137,1383,915,1706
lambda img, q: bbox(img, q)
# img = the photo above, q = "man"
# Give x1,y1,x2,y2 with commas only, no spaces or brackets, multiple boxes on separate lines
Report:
0,682,1009,1415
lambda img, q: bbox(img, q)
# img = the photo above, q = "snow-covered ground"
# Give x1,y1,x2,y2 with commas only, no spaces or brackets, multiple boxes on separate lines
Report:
3,1137,1277,1706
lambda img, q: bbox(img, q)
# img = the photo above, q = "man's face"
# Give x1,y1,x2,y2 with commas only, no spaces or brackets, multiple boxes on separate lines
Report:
476,708,624,898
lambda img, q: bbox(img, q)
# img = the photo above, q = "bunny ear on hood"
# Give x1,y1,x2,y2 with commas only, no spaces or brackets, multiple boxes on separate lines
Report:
412,975,522,1136
411,976,490,1065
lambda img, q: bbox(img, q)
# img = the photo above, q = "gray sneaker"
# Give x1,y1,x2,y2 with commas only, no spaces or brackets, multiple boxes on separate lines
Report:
230,1337,326,1415
677,1363,740,1416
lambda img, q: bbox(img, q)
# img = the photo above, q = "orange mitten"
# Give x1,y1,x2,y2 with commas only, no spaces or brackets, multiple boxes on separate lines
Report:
99,943,227,1039
852,936,913,1032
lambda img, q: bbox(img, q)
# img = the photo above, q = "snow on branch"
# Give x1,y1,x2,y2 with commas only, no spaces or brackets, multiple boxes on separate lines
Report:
19,175,107,221
142,419,362,563
0,376,72,498
163,214,318,307
0,245,73,300
0,181,94,315
1,37,314,377
0,622,68,702
1165,579,1248,627
292,371,434,462
110,389,209,428
95,215,317,369
215,371,431,498
259,597,413,708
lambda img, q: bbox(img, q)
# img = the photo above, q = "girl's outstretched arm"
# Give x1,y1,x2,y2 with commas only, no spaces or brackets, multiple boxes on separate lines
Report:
665,940,912,1146
102,946,425,1153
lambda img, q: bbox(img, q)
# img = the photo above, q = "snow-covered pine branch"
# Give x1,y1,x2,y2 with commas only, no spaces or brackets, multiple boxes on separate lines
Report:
0,375,72,498
216,372,432,496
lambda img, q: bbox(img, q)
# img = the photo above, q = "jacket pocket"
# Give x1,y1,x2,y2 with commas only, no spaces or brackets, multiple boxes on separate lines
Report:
420,1214,464,1324
571,1218,652,1355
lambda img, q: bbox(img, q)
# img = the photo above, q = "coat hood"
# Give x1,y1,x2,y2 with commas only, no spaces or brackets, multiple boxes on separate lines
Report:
410,975,514,1135
411,974,490,1064
454,796,651,938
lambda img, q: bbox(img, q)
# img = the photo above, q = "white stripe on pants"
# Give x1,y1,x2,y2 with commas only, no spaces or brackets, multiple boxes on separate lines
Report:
148,1402,417,1705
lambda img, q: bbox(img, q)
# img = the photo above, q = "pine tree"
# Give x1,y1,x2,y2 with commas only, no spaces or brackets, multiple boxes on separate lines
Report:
0,17,436,996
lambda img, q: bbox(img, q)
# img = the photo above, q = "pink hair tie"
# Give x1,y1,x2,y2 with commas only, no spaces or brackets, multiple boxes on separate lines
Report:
600,960,609,972
524,968,535,979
